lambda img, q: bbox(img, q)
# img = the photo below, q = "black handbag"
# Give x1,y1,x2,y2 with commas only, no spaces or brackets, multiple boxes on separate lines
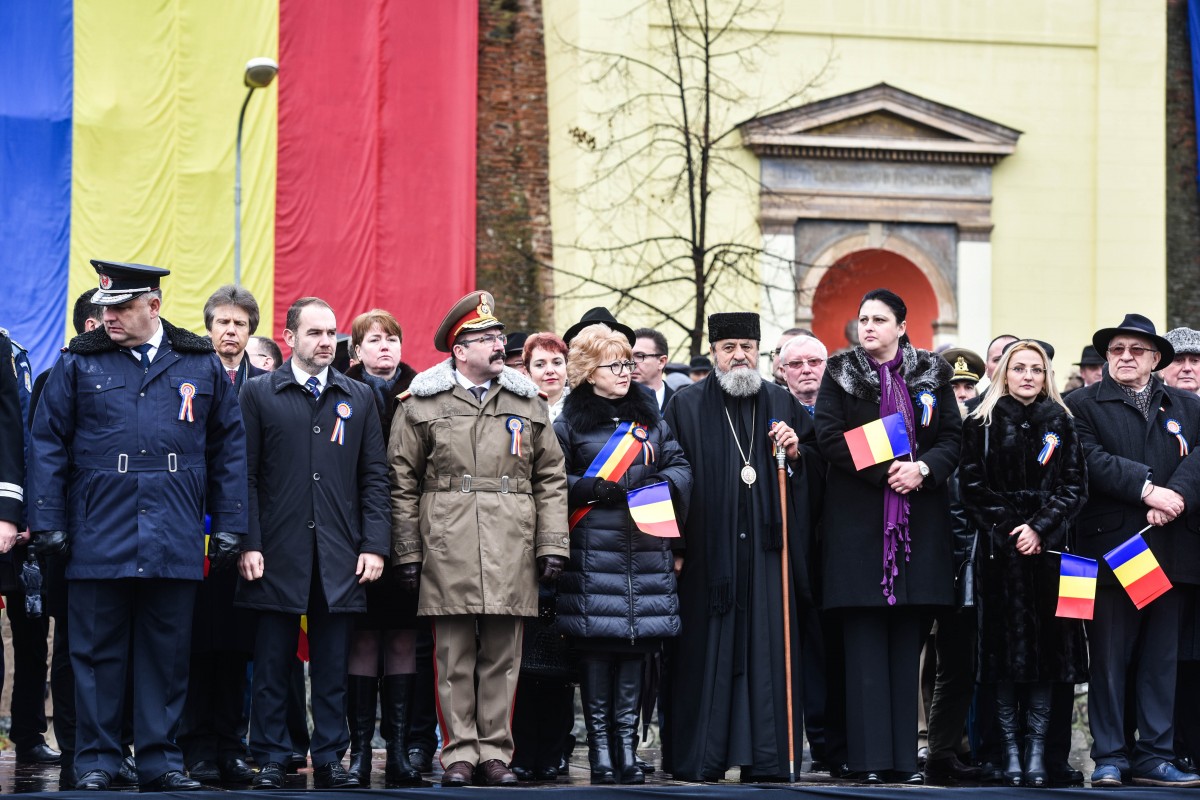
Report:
520,587,579,681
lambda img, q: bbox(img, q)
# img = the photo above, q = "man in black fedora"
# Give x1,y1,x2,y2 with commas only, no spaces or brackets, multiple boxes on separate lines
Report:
563,307,635,346
1066,313,1200,787
1074,345,1105,389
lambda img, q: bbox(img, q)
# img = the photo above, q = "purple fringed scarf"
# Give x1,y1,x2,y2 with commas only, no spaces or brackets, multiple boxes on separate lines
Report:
869,350,917,605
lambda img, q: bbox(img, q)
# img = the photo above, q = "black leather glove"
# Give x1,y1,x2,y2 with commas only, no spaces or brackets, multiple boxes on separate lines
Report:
207,531,242,572
568,477,627,508
29,530,68,559
396,563,421,594
537,555,566,585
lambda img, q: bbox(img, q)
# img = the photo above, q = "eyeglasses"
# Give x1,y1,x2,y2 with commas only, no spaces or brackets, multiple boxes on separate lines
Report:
458,333,507,348
597,360,637,375
783,358,825,370
1107,344,1157,358
632,352,665,363
1008,366,1045,377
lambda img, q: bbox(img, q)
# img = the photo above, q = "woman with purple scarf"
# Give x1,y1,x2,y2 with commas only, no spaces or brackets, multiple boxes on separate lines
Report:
814,289,961,784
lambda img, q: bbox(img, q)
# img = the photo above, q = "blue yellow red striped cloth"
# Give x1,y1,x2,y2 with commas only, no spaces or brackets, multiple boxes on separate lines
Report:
626,482,680,538
568,422,648,529
843,413,911,470
1104,532,1172,609
1055,552,1098,619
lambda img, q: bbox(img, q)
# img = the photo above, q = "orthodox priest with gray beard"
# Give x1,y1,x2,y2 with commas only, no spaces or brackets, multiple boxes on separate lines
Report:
664,312,819,782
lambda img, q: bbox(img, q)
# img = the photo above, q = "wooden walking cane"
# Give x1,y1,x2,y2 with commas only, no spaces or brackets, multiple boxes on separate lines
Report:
774,425,796,782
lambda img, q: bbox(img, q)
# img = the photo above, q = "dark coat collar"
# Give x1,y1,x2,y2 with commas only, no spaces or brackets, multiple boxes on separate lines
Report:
561,380,661,432
270,360,354,395
824,342,953,404
67,318,213,356
1094,373,1170,407
344,360,418,392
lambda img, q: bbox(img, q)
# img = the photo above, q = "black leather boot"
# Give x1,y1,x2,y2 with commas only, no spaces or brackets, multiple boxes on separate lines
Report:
346,675,377,783
995,682,1023,787
613,658,645,785
382,675,423,786
580,657,616,784
1023,683,1051,788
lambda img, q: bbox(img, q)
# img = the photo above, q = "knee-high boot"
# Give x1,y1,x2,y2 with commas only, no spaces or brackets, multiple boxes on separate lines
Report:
382,675,422,786
347,676,378,782
1023,683,1051,788
613,658,645,785
995,682,1023,787
580,657,616,784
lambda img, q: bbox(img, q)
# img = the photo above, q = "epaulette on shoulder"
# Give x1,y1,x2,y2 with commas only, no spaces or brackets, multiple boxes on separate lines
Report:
538,390,549,400
397,390,412,403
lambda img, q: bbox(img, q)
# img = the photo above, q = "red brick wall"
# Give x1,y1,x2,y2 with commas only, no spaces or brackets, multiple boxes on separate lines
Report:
476,0,554,333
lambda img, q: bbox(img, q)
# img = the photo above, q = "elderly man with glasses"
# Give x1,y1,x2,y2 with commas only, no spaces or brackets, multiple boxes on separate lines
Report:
778,335,828,415
1065,314,1200,788
388,291,568,787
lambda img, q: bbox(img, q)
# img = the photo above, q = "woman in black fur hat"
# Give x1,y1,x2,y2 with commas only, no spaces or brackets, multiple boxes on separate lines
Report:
959,340,1088,788
553,323,692,785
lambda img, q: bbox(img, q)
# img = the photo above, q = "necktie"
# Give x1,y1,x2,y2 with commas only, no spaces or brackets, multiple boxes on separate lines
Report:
305,376,321,400
132,343,153,370
227,369,238,385
469,385,487,403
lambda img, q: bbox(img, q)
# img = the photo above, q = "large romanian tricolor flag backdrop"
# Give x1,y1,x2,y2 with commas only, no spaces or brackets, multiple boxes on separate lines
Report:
1,1,476,375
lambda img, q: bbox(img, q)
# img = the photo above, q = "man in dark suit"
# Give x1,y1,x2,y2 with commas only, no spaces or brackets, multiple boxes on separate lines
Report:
236,296,390,790
178,285,267,785
1066,313,1200,788
28,261,248,791
632,328,674,410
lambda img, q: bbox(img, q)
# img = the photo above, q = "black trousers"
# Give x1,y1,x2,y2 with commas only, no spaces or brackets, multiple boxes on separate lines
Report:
926,608,977,760
842,606,924,773
799,604,828,764
406,624,438,755
179,651,250,764
511,677,574,771
287,657,311,756
249,575,353,767
4,589,52,749
1087,586,1179,773
69,579,197,782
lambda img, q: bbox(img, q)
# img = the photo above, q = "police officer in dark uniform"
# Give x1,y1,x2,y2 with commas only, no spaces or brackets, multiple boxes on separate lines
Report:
27,261,248,791
0,328,23,554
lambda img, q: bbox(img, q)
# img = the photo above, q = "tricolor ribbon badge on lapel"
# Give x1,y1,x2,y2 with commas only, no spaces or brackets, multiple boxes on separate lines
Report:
1166,418,1189,457
506,416,524,457
177,382,196,422
1037,432,1060,466
632,423,653,465
917,390,936,427
331,401,352,445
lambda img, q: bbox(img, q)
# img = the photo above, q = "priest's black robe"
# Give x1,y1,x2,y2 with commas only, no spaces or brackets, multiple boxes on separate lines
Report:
664,373,820,781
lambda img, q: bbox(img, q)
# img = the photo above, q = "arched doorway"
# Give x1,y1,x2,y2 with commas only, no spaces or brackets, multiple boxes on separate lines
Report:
811,249,939,350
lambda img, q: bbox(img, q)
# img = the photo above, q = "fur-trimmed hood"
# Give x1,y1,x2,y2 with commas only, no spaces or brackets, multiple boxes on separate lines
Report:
825,342,953,404
560,380,660,432
67,318,213,356
407,357,540,399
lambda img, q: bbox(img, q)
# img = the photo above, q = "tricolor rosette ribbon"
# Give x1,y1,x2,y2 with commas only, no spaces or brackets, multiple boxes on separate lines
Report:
177,382,196,422
1037,432,1060,466
506,416,524,457
331,401,352,445
1166,418,1189,457
917,390,936,427
632,424,653,465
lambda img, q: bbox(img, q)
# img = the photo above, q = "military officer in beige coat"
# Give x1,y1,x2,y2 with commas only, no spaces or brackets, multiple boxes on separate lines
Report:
389,291,569,787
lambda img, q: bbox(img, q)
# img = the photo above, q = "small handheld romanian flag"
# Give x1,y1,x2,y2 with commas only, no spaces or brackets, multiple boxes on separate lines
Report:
626,481,680,538
843,413,911,471
1055,553,1098,620
1104,533,1172,610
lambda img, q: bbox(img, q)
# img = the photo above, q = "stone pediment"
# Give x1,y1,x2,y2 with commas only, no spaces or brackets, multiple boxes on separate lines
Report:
740,83,1020,165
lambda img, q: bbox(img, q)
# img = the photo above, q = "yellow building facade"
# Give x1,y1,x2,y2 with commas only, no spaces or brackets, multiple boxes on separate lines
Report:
544,0,1165,365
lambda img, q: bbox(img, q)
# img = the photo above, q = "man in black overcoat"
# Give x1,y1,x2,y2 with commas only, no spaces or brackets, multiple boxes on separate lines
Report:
236,297,390,790
664,312,815,782
1066,313,1200,787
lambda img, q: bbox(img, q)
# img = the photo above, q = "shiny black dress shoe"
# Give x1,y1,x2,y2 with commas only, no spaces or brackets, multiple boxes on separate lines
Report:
923,755,982,785
16,742,62,765
313,760,360,789
510,765,534,781
862,772,884,785
218,755,257,784
888,770,924,785
76,770,112,791
534,765,561,782
140,770,202,792
1048,762,1085,786
252,762,285,789
186,760,222,784
116,755,139,786
407,748,433,774
830,763,856,779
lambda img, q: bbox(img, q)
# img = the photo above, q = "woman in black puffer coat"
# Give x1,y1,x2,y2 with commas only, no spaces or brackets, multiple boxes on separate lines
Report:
553,323,692,786
960,340,1088,789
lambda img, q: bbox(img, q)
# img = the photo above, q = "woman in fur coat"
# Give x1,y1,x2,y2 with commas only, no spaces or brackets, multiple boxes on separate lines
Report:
553,324,691,785
960,340,1088,788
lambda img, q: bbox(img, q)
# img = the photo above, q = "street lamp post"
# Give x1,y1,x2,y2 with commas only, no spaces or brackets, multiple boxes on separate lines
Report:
235,57,278,286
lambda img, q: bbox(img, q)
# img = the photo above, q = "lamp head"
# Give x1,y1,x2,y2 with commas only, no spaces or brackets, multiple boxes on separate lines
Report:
244,57,278,89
